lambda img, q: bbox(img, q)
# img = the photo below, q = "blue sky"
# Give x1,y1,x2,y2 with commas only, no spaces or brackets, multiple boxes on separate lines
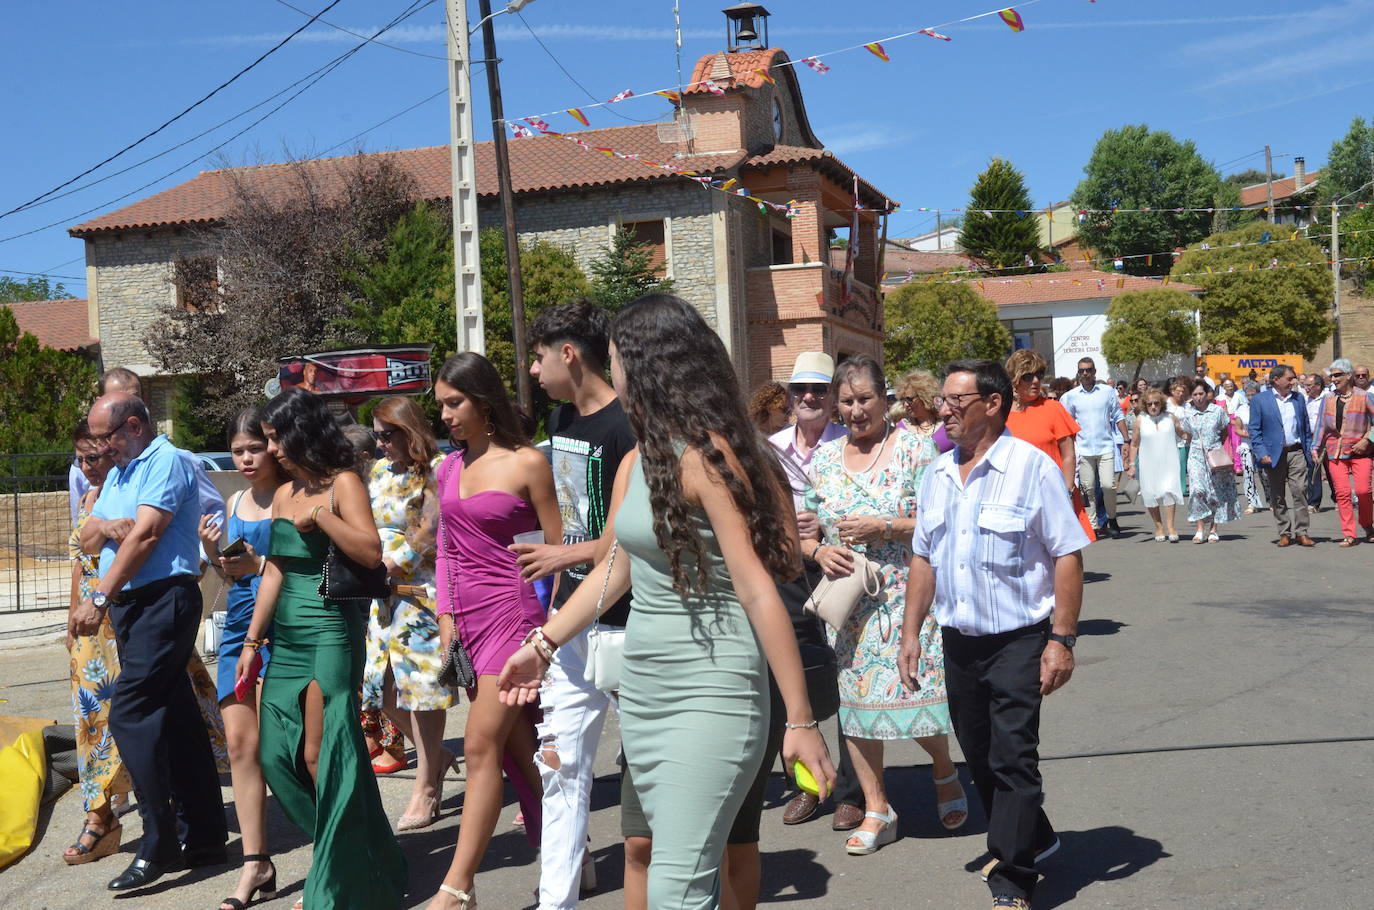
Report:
3,0,1372,296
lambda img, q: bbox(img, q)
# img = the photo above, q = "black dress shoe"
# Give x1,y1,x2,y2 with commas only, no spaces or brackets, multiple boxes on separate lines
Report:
107,856,183,891
181,845,229,867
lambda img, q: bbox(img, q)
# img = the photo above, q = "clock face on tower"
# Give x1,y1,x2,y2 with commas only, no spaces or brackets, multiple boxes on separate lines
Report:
772,97,784,140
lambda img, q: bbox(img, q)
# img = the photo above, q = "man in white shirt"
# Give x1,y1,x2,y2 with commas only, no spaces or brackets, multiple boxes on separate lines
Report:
1059,357,1127,537
900,359,1088,910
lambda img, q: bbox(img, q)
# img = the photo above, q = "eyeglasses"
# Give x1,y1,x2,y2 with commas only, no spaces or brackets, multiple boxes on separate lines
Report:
935,391,986,411
788,383,829,396
375,428,400,443
1017,370,1047,382
76,452,109,466
1330,371,1346,378
1077,367,1096,374
1357,373,1370,379
87,417,130,447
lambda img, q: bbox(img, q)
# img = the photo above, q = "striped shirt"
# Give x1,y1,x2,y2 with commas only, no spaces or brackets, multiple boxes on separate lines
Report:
912,431,1090,636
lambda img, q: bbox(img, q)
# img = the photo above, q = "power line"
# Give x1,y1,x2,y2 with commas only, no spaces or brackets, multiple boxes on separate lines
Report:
268,0,449,60
0,268,86,281
0,0,348,221
514,12,655,124
319,87,450,156
0,0,438,247
2,0,439,220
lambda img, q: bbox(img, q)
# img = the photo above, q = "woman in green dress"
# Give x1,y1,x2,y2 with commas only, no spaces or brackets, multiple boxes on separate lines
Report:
496,294,835,910
237,389,406,909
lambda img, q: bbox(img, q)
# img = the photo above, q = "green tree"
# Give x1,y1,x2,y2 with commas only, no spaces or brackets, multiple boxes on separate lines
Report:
0,308,98,461
1171,222,1332,358
587,227,673,313
1211,180,1260,233
957,157,1043,273
1321,116,1374,208
1338,205,1374,291
1071,125,1222,276
171,375,226,452
0,275,75,302
883,282,1012,374
1100,289,1199,381
1224,168,1279,187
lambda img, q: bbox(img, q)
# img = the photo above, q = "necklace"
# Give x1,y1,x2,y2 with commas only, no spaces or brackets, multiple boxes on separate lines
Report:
845,421,891,475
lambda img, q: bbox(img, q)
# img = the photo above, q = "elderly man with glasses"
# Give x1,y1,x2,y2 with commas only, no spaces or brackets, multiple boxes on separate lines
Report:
1059,357,1128,538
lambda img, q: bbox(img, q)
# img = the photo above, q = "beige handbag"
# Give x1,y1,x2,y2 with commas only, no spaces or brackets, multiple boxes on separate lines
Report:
1205,447,1232,471
803,548,882,631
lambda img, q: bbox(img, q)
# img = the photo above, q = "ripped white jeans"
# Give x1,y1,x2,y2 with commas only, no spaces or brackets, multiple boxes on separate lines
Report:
536,626,618,910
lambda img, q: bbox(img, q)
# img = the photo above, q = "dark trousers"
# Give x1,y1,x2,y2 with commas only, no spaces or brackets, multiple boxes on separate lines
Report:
831,727,864,808
107,575,226,862
943,621,1055,901
1305,458,1323,509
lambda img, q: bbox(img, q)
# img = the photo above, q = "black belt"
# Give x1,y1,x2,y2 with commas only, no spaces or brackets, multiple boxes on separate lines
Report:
1283,443,1303,452
109,573,198,605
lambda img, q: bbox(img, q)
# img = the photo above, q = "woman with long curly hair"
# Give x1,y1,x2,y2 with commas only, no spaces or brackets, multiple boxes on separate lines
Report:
498,294,834,910
425,352,561,910
236,389,406,909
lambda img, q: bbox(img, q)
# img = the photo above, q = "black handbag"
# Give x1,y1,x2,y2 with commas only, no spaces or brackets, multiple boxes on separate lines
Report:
317,484,390,602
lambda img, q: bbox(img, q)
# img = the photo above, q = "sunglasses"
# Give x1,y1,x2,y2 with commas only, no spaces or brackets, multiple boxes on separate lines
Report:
76,452,110,466
375,428,401,443
1330,371,1346,378
1078,367,1096,374
1017,370,1047,382
788,383,830,396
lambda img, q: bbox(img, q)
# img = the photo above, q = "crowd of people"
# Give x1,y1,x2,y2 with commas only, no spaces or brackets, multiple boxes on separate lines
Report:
63,290,1374,909
994,356,1374,548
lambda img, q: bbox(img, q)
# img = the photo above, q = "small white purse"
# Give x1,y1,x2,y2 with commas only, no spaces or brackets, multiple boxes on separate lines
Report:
586,540,624,692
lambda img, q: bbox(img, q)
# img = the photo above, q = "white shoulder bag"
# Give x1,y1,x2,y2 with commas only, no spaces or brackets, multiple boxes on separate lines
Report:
586,540,624,692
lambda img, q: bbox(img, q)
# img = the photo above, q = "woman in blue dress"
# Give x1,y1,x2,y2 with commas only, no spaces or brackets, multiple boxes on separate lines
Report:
199,409,285,909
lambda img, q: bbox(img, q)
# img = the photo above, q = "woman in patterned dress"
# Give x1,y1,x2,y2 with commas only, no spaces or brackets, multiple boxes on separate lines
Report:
362,396,458,830
805,356,959,856
63,421,228,865
1182,379,1240,542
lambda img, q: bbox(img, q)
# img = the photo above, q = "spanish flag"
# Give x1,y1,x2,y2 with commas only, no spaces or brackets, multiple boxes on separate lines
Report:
566,108,589,127
864,42,890,61
999,9,1025,32
753,68,775,84
654,90,681,105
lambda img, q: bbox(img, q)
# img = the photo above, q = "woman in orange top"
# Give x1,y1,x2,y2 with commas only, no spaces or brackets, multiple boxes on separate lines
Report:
1004,350,1096,541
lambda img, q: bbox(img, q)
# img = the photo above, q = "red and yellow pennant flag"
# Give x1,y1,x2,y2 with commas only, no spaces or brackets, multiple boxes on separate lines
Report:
566,108,589,127
1116,277,1125,288
752,67,775,84
654,90,681,105
864,42,890,61
999,8,1026,31
592,146,616,158
720,178,738,191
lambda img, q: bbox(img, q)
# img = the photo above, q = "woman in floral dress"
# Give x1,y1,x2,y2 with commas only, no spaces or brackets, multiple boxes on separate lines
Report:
1182,379,1240,542
805,356,959,857
63,421,227,865
362,397,457,830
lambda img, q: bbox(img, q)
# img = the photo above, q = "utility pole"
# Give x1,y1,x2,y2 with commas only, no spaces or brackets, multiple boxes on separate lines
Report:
1332,203,1342,360
478,0,532,413
935,210,941,250
447,0,484,356
1264,145,1275,222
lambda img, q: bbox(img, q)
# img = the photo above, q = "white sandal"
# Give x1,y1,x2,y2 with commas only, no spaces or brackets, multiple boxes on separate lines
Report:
933,771,968,830
844,807,898,855
439,884,476,908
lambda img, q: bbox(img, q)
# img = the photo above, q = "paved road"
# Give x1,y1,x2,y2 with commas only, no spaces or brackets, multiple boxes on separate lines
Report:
2,497,1372,908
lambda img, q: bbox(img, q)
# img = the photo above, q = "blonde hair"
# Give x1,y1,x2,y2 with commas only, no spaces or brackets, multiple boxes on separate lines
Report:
893,369,941,419
1005,349,1048,385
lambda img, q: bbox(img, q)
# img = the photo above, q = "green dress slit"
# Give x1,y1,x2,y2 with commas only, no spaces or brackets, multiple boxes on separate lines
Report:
259,519,407,908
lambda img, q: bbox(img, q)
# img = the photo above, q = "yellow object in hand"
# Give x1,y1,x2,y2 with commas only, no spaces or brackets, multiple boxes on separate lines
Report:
793,759,821,796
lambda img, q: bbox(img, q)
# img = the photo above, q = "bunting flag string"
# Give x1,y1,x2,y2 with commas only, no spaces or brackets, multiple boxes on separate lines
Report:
505,0,1047,130
566,108,589,127
898,256,1371,291
892,224,1373,281
897,201,1371,218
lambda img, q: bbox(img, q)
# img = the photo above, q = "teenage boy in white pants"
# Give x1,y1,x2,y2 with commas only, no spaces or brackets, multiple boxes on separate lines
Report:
514,301,636,910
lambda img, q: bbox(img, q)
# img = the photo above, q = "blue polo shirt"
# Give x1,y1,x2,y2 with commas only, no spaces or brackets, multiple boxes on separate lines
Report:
92,434,202,590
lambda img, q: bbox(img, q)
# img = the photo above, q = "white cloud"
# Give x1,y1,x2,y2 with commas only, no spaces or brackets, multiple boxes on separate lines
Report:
821,124,910,156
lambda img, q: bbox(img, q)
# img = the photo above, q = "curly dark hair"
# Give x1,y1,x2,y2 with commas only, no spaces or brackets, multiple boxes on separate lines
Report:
259,388,353,481
610,293,798,594
526,299,611,372
434,352,529,452
746,380,788,431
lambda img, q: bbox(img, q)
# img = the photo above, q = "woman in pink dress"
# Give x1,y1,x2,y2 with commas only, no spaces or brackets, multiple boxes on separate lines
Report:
428,352,563,910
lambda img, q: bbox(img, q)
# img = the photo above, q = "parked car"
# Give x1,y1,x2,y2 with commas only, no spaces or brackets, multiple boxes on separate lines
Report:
196,452,236,471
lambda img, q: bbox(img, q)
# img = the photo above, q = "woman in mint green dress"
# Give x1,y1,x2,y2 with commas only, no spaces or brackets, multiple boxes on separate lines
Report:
237,389,406,909
496,295,834,910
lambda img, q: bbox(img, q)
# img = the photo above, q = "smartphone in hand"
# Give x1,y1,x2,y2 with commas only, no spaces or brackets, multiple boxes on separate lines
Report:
220,536,248,557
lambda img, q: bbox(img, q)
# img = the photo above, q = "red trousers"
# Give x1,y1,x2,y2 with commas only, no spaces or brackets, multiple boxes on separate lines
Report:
1327,456,1373,539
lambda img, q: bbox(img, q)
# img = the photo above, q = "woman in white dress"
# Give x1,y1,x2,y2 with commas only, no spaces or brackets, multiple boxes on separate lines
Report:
1126,388,1187,541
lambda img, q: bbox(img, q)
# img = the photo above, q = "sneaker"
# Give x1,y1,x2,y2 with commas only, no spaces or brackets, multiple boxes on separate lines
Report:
980,837,1061,881
992,897,1030,909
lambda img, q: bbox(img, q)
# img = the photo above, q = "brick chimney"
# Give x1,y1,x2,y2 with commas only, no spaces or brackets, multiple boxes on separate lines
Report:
1294,156,1306,190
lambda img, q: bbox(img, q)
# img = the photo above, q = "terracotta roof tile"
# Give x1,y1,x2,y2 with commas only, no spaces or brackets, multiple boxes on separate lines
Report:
969,270,1200,307
70,125,746,236
3,298,95,350
742,145,895,209
880,247,974,279
685,48,786,93
1239,171,1321,207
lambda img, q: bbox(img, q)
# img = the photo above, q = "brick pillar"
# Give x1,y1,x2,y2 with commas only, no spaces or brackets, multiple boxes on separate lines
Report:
787,169,825,265
856,213,879,287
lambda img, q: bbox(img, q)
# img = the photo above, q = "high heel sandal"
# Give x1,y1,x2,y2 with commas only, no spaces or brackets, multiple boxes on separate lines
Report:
438,884,476,908
844,806,898,855
933,771,968,830
397,794,441,831
439,747,465,781
62,822,121,865
218,854,276,909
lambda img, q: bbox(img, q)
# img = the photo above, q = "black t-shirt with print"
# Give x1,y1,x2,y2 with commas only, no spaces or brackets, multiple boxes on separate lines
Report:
547,399,636,626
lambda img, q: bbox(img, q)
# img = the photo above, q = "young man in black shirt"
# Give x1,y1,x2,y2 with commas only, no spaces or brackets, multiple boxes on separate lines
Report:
514,300,635,910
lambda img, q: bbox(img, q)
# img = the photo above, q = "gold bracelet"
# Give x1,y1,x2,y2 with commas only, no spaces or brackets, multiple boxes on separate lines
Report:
310,505,323,523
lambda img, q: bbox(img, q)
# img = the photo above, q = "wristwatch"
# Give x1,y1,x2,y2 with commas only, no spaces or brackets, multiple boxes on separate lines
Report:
883,517,894,540
1048,632,1076,650
90,591,110,610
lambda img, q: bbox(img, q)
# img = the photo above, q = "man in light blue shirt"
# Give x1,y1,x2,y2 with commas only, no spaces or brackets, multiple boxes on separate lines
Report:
1059,357,1127,537
71,393,226,891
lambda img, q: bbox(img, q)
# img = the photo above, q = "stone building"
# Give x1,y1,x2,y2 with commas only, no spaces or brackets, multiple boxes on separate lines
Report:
68,43,895,423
